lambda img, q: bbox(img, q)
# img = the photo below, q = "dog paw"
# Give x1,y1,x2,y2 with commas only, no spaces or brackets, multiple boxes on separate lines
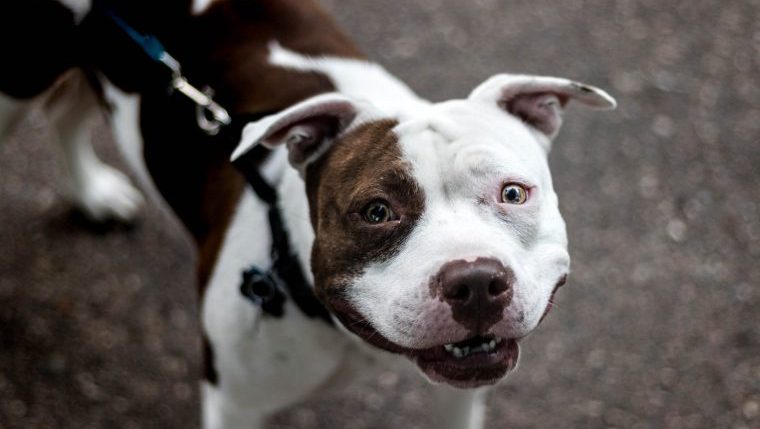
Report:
72,165,144,223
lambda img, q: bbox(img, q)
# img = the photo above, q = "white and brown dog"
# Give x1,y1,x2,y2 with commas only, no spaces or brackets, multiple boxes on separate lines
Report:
0,0,616,428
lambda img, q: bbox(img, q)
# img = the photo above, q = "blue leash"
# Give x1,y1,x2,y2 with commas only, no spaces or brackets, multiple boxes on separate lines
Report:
100,8,169,65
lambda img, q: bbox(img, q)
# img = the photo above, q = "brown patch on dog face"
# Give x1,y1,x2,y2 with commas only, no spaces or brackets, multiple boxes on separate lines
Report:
304,120,425,305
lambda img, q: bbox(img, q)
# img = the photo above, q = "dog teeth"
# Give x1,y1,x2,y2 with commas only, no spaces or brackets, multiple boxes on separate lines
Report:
444,339,500,359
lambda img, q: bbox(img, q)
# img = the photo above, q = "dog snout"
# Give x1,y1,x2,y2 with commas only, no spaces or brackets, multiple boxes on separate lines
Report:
433,257,514,333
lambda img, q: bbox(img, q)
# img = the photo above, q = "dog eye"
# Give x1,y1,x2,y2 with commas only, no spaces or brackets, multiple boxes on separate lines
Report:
363,201,394,224
501,183,528,204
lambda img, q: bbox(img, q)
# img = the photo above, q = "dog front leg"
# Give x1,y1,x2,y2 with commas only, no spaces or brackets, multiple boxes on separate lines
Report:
430,385,488,429
202,382,268,429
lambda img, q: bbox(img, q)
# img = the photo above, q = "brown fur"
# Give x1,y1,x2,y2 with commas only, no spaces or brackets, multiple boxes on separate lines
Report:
182,0,365,383
304,120,426,308
195,0,363,114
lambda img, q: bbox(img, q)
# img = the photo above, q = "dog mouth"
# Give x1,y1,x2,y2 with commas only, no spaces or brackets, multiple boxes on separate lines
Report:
443,335,502,358
411,335,519,388
329,300,518,388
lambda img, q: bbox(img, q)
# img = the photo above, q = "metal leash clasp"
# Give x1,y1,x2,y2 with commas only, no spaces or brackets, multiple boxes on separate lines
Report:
162,53,231,135
172,77,231,135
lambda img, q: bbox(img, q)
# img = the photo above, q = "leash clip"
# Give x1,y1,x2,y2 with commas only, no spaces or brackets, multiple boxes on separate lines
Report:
196,87,232,136
164,52,231,136
171,76,232,135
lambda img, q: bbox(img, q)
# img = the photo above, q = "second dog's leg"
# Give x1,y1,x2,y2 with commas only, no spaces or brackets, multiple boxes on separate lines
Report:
45,71,144,223
431,386,488,429
202,382,267,429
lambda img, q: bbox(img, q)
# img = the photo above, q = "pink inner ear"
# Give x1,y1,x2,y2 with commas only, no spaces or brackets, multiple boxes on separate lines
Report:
263,116,340,165
505,93,568,138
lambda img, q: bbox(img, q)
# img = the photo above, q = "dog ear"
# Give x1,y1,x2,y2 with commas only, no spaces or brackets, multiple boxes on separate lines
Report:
469,74,616,141
232,93,372,170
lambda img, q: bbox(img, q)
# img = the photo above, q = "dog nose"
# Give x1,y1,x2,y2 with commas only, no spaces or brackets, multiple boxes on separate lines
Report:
434,258,514,333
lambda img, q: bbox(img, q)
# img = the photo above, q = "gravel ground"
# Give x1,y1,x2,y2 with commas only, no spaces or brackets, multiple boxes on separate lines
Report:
1,1,759,428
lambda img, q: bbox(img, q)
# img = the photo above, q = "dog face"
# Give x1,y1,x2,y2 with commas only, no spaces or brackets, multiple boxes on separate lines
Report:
233,74,615,388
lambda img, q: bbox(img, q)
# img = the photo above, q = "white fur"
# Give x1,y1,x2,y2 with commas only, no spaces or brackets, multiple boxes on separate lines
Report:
268,41,431,118
201,154,349,427
246,46,579,350
46,71,144,222
351,99,570,348
469,74,617,110
99,78,169,209
233,93,383,162
201,178,487,427
224,46,614,428
210,46,515,427
431,387,489,429
201,179,405,428
55,0,91,23
191,0,222,15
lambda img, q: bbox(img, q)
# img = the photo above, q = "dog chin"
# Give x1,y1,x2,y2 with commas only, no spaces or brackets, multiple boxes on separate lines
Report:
328,300,519,388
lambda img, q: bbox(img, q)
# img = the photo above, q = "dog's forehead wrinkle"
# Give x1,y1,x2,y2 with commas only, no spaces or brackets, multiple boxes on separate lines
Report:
399,134,531,210
396,101,549,177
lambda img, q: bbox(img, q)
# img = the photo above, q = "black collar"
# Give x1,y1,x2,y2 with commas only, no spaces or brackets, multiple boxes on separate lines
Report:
232,143,334,326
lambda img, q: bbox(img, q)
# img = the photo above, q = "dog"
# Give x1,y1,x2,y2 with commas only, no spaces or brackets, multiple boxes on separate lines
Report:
0,1,616,428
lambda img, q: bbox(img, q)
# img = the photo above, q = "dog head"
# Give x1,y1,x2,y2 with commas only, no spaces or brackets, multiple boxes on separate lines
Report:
233,74,616,388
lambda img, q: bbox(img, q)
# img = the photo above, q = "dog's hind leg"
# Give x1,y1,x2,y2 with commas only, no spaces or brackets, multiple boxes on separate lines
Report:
45,70,144,223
